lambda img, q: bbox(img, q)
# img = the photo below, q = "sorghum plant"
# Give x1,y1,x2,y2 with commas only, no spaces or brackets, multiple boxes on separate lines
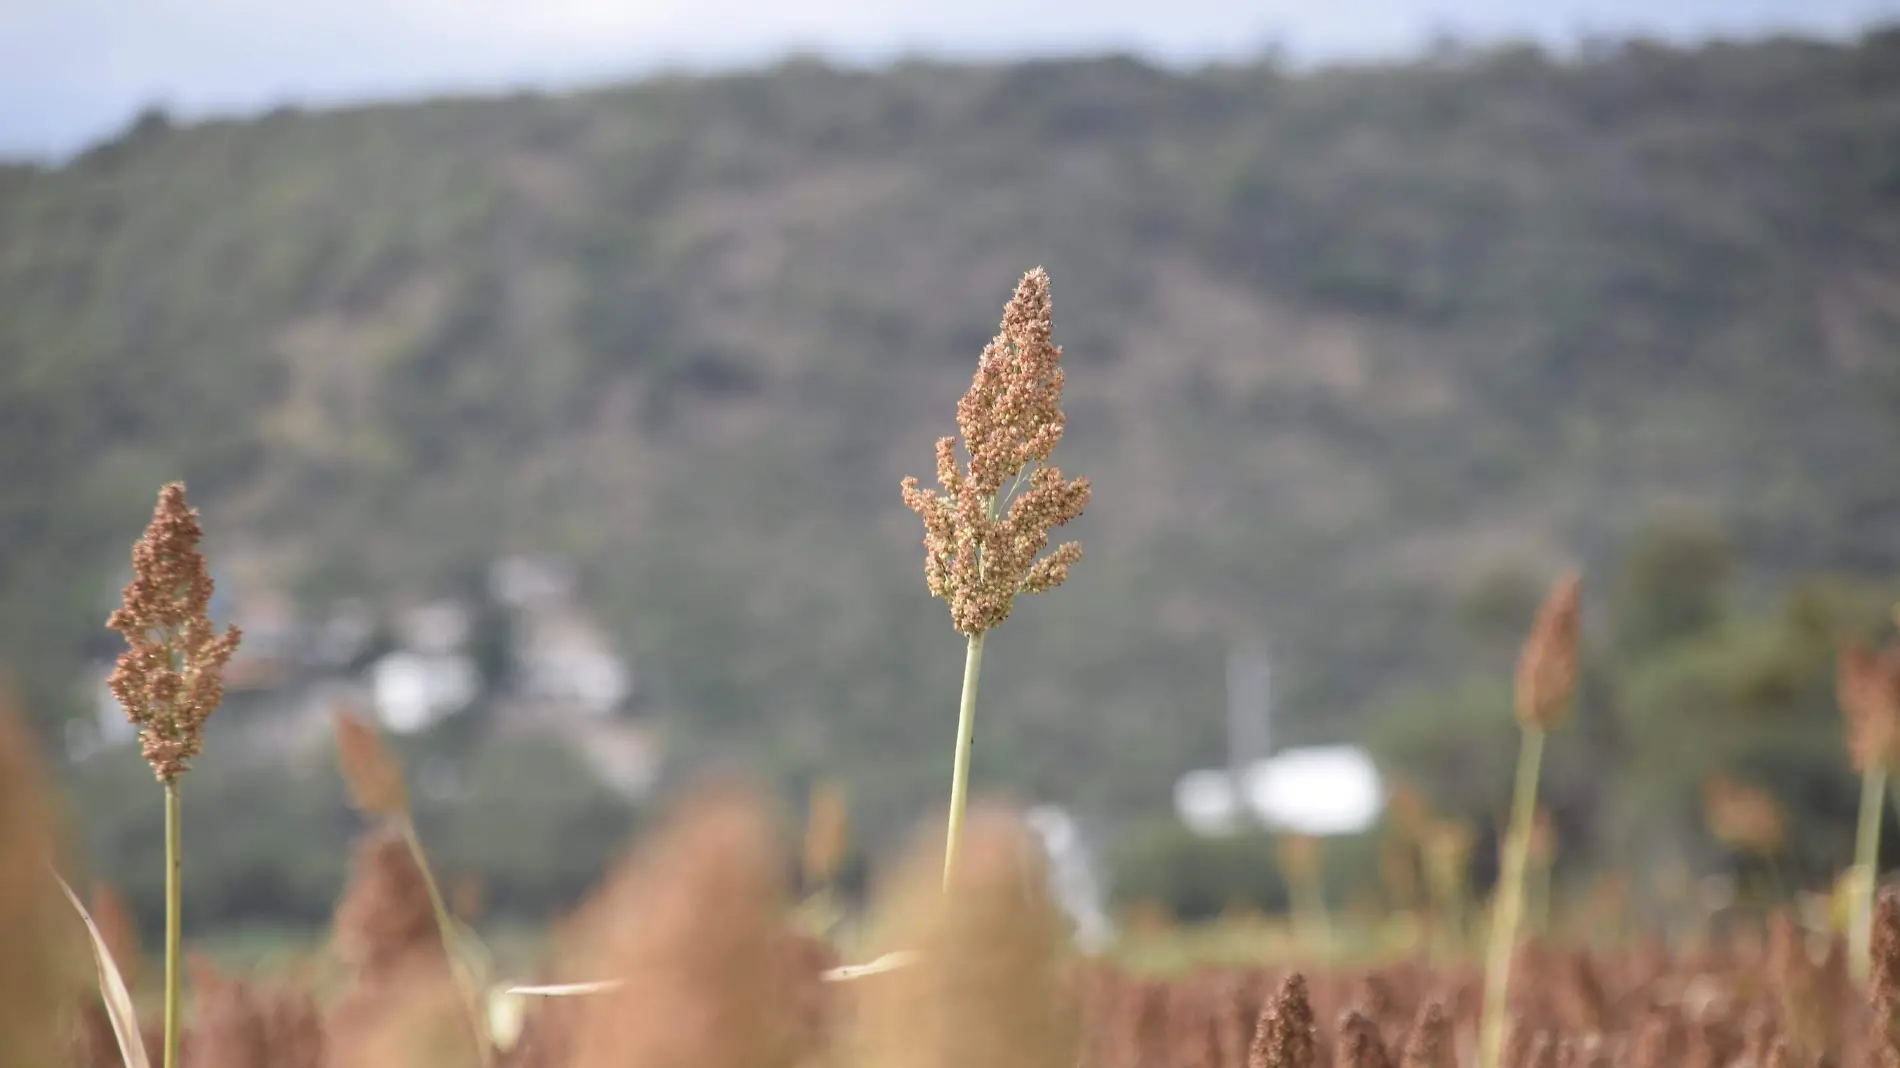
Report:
1479,570,1580,1068
901,267,1090,887
1840,639,1900,982
106,482,242,1068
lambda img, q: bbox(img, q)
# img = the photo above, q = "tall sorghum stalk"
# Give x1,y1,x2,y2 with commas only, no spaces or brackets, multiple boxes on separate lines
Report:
902,268,1089,888
1278,834,1332,953
335,707,493,1067
1423,819,1473,960
106,483,242,1068
1526,809,1556,936
1479,570,1579,1068
1841,640,1900,984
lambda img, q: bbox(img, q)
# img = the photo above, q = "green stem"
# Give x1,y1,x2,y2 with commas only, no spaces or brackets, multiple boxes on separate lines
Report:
1479,727,1545,1068
1292,874,1333,954
162,783,181,1068
942,630,986,889
1528,854,1551,937
401,817,494,1067
1854,765,1888,984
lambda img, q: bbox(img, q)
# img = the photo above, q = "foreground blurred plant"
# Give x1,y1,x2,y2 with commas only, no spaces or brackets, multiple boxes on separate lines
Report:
1841,639,1900,983
797,778,851,937
0,690,71,1067
901,267,1090,887
1479,570,1579,1068
334,707,493,1066
848,804,1079,1068
106,482,242,1068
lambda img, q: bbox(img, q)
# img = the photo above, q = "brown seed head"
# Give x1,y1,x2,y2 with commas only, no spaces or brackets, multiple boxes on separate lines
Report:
1385,779,1432,840
183,955,325,1068
564,779,808,1068
1872,888,1900,1068
334,707,408,819
331,828,439,982
1249,973,1317,1068
106,482,242,782
901,268,1090,636
1701,775,1787,856
1840,641,1900,774
849,803,1079,1068
802,777,850,890
1335,1010,1393,1068
1398,1003,1453,1068
1514,571,1581,731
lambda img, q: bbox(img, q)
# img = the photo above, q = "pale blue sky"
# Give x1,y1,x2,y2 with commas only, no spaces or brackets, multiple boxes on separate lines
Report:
1,0,1894,160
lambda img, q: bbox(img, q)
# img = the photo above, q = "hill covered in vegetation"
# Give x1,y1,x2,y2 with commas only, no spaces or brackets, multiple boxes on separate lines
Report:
7,29,1900,912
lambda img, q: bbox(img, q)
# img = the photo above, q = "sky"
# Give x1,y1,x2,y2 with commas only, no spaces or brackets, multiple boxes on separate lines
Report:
1,0,1895,161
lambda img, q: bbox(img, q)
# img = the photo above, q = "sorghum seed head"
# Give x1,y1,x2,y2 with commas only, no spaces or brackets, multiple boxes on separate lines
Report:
801,778,850,890
1840,641,1900,774
1515,570,1581,732
1701,775,1786,856
334,706,409,819
1872,887,1900,1068
106,482,242,783
1399,1003,1453,1068
902,268,1090,637
1249,973,1316,1068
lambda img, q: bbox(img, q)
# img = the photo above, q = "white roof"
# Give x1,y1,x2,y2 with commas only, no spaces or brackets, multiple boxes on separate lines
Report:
1174,745,1384,837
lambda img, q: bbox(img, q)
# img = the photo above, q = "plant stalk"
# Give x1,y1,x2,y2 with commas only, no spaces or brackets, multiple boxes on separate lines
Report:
1479,727,1546,1068
400,816,494,1067
1854,765,1888,984
1291,874,1333,954
162,782,181,1068
942,630,986,889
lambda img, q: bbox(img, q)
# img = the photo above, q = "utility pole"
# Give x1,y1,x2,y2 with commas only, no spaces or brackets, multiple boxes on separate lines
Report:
1226,638,1271,824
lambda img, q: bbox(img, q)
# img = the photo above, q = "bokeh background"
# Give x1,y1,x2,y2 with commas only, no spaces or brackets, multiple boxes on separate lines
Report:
5,0,1900,944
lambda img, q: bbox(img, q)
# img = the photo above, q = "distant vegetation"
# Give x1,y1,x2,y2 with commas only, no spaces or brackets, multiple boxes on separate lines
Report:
6,28,1900,921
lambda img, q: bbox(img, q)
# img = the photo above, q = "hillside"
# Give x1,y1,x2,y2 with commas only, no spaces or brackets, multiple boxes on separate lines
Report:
6,31,1900,855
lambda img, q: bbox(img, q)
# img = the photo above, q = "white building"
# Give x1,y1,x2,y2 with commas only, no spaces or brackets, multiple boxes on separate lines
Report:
514,609,631,716
1175,747,1385,837
1172,638,1385,837
370,650,480,734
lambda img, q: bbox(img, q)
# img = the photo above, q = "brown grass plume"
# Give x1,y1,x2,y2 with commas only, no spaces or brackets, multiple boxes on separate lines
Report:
848,803,1080,1068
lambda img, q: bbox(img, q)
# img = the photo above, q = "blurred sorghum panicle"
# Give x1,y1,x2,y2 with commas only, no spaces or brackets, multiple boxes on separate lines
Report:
106,482,242,782
1398,1004,1452,1068
901,267,1090,637
848,804,1080,1068
1872,889,1900,1068
1840,642,1900,774
1336,1010,1393,1068
802,777,849,892
334,707,409,819
1514,571,1580,732
565,780,808,1068
183,956,325,1068
332,830,441,984
0,691,69,1068
1249,974,1317,1068
1702,775,1787,856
